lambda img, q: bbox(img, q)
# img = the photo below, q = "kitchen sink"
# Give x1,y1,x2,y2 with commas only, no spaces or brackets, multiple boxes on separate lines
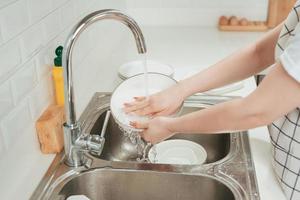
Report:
31,93,260,200
50,169,235,200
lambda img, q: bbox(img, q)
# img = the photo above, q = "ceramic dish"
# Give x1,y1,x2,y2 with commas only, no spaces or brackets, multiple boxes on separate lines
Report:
118,60,174,80
148,139,207,165
110,73,179,132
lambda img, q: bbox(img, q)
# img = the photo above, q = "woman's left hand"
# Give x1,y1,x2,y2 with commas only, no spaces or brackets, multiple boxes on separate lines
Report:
130,117,175,144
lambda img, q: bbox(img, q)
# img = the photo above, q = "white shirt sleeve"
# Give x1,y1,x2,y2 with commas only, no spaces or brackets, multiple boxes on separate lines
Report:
280,23,300,82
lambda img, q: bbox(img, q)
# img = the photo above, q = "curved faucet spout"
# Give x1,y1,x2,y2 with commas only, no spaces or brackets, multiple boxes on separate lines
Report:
63,9,147,126
62,9,147,167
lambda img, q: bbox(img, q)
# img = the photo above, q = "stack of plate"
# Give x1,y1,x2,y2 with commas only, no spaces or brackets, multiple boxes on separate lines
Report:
111,73,178,132
118,60,174,80
148,139,207,165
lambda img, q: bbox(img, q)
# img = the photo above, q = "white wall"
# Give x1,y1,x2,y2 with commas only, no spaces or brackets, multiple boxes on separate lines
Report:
126,0,269,26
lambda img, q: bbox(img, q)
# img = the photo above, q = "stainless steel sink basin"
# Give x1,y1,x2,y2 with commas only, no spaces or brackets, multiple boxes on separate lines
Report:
50,169,235,200
31,93,260,200
91,108,230,163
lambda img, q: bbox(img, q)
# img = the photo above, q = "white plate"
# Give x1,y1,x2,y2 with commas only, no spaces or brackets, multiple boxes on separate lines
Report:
202,81,244,95
148,139,207,165
178,69,244,95
118,60,174,79
110,73,177,131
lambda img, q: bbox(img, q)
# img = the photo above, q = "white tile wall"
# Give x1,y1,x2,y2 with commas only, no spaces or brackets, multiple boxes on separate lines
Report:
27,0,53,24
0,81,14,120
0,129,5,158
42,10,63,44
29,74,53,121
1,100,32,147
19,22,44,60
0,0,30,41
60,1,76,28
0,39,21,81
126,0,269,26
11,59,37,104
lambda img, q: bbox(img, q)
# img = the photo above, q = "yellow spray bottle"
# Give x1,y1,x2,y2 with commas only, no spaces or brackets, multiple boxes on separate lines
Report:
52,46,64,105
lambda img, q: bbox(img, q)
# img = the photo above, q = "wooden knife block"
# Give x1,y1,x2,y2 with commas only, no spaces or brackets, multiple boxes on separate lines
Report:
36,105,65,154
267,0,297,28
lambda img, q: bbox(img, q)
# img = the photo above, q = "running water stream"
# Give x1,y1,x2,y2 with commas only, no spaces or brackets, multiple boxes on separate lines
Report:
118,55,157,163
143,55,149,97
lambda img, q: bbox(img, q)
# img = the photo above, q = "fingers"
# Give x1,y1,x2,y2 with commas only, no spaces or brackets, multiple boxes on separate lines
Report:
134,106,155,116
129,122,152,143
130,121,149,129
123,99,149,113
140,130,159,144
133,96,146,101
124,96,146,106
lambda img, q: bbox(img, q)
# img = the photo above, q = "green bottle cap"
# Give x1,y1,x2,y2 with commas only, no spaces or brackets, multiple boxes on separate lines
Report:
54,46,63,67
54,56,62,67
55,46,63,57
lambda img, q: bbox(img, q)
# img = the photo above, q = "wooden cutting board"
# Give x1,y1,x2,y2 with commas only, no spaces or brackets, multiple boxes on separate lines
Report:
36,105,65,154
267,0,297,28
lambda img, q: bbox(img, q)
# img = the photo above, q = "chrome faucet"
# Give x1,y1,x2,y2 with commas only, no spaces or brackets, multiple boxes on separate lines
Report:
62,9,147,167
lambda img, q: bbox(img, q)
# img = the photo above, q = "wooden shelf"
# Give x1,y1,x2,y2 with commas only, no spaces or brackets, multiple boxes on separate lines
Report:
219,21,269,32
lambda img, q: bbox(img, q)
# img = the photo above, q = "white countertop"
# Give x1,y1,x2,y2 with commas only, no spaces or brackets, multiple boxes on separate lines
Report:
0,26,286,199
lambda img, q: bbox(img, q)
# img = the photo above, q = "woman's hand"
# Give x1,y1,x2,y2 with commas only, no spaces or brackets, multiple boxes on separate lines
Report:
123,85,185,117
130,117,175,144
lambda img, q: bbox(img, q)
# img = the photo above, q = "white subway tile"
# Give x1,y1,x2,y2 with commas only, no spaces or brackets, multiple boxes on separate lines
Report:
74,0,94,17
60,0,75,28
52,0,69,9
0,30,3,45
11,60,37,104
94,0,125,9
27,0,53,24
0,39,21,81
72,29,93,68
1,101,32,147
35,36,63,80
0,128,6,159
0,81,14,120
0,0,30,41
35,49,52,81
0,0,17,9
42,9,62,44
28,74,53,120
19,22,44,60
58,26,72,45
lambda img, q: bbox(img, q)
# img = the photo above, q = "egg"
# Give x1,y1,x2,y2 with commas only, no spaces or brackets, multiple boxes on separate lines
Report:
219,16,228,26
239,18,249,26
229,16,239,26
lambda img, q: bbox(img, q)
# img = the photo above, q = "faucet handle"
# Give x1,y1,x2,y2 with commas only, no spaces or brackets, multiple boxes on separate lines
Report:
86,134,105,156
74,134,105,156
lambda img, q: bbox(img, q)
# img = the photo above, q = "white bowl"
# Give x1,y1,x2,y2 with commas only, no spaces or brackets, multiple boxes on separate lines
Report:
118,60,174,80
110,73,178,132
148,139,207,165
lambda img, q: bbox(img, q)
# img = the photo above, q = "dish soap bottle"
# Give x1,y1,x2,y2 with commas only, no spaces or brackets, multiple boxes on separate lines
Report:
52,46,64,105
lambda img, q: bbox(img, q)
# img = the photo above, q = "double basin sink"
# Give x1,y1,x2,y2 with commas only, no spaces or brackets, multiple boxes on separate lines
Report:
31,92,259,200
